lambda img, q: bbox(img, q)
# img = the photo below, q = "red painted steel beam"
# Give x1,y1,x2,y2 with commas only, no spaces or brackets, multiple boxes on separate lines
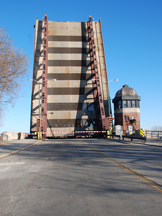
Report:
30,17,37,133
99,19,111,118
88,17,100,129
88,16,109,130
87,20,98,98
41,14,48,139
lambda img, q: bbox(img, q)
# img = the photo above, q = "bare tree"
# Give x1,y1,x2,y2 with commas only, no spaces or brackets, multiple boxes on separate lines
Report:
0,27,29,114
151,126,162,131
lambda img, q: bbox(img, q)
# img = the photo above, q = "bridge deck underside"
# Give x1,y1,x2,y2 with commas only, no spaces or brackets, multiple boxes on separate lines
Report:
31,19,109,135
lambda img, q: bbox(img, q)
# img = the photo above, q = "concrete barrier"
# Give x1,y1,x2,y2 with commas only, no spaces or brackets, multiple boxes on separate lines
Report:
1,132,25,141
18,132,25,140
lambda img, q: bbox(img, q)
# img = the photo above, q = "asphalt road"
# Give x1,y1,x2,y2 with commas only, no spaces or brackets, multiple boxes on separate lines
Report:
0,138,162,216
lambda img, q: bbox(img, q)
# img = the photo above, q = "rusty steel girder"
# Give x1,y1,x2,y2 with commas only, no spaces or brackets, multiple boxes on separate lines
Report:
41,14,48,139
88,16,109,131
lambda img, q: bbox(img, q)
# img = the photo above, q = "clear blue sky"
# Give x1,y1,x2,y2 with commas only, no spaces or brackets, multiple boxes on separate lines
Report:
0,0,162,133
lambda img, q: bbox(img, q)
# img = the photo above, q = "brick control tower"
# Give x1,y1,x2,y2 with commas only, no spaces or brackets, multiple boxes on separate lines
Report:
112,85,141,135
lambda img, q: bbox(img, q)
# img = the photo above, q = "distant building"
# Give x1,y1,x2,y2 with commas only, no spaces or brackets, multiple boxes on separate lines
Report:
112,85,141,135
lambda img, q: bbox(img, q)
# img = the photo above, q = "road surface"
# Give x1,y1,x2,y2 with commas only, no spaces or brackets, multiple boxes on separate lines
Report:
0,138,162,216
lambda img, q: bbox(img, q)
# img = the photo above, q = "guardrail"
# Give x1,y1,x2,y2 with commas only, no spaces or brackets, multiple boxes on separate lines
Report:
27,130,162,142
107,134,121,139
27,131,107,135
122,135,147,143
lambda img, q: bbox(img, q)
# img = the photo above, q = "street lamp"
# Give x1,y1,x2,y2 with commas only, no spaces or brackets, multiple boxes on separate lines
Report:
91,78,118,83
109,78,118,83
28,78,56,139
107,78,118,132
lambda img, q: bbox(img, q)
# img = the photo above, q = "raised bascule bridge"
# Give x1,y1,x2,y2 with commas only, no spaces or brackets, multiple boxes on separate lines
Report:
30,15,111,138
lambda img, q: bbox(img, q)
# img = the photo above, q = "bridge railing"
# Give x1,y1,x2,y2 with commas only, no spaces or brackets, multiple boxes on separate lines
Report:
145,130,162,139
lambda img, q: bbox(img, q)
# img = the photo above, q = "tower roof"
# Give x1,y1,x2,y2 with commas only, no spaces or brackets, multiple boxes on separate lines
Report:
115,84,138,97
113,85,141,102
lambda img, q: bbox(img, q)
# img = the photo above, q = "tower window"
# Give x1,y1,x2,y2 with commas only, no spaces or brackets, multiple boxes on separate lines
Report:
123,100,127,107
127,100,132,107
136,100,139,107
125,115,129,122
118,101,122,109
132,100,135,107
